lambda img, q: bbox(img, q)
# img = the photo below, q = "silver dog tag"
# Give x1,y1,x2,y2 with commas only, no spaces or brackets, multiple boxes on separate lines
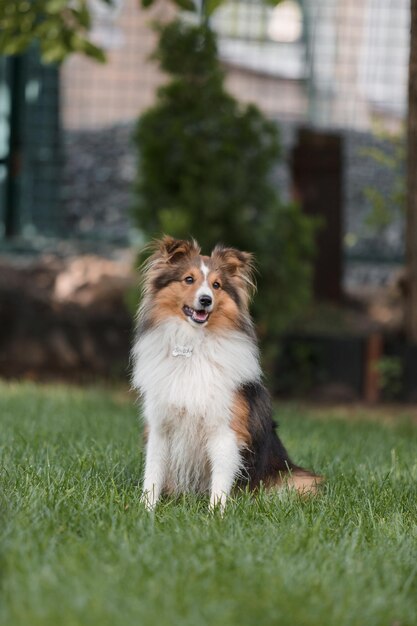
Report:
172,345,193,358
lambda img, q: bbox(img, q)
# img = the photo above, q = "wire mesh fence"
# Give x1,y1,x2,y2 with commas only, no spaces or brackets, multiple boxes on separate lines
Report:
0,0,410,284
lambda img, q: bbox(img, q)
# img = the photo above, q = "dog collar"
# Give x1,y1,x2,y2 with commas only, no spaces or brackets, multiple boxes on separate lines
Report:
172,345,193,358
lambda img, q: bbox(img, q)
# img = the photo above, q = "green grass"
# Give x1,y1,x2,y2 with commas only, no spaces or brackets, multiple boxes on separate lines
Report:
0,382,416,626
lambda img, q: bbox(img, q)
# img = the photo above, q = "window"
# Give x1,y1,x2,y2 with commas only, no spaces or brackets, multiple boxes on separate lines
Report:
211,0,306,80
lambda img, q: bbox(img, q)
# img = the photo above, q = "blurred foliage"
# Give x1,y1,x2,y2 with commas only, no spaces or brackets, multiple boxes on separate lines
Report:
0,0,284,63
277,340,324,395
0,0,108,63
375,356,404,400
133,19,316,362
362,125,405,233
289,301,360,336
141,0,283,13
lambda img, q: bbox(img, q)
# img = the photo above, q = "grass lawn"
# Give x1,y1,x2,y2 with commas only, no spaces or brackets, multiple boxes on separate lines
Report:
0,382,416,626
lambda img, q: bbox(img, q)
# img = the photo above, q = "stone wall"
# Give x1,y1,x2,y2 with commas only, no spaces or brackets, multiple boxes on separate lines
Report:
61,120,405,290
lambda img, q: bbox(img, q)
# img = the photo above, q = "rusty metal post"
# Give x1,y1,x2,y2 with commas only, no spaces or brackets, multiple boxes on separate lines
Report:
291,127,343,302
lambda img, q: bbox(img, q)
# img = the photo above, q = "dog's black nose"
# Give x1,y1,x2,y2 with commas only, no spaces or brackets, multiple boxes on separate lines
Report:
199,295,212,308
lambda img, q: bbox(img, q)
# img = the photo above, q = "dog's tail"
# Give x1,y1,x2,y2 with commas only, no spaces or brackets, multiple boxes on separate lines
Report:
276,467,324,495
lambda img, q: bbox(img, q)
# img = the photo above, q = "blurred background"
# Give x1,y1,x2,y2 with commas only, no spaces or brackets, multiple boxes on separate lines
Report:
0,0,416,402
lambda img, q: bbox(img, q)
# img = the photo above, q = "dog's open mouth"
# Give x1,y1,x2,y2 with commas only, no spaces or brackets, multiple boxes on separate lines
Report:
183,305,210,324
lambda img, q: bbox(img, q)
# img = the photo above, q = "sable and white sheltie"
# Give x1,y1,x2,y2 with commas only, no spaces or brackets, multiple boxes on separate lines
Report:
132,236,321,510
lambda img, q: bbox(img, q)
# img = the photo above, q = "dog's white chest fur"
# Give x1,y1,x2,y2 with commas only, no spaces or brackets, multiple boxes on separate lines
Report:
132,318,261,492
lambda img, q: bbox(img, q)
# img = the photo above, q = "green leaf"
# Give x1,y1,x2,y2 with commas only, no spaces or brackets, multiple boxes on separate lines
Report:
41,41,68,63
79,39,107,62
261,0,285,6
16,1,32,14
205,0,224,16
173,0,196,11
70,5,92,29
44,0,67,15
0,33,32,54
70,31,89,50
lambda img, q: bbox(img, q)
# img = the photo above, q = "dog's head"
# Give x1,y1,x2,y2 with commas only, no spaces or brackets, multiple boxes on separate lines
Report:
140,236,255,331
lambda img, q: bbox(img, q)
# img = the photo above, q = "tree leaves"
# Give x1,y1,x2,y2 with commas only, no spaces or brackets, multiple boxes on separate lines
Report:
0,0,289,64
175,0,196,11
205,0,224,17
0,0,106,63
262,0,286,7
141,0,196,10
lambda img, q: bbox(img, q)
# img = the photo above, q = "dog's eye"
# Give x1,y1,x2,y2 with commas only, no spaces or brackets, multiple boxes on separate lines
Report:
212,281,221,290
184,276,194,284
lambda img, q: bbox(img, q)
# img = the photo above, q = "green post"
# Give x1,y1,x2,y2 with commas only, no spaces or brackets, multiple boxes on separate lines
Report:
4,55,23,238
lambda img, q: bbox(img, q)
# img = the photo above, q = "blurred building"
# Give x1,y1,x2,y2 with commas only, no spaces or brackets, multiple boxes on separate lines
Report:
0,0,410,283
62,0,410,130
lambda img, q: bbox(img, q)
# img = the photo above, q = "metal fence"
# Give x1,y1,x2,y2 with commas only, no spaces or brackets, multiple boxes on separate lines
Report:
0,0,410,281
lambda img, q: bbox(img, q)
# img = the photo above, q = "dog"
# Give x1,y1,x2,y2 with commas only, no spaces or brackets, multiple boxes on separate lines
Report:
132,236,321,510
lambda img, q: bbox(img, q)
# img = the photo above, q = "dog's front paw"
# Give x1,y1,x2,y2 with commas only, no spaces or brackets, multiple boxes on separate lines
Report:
140,489,159,512
209,491,227,514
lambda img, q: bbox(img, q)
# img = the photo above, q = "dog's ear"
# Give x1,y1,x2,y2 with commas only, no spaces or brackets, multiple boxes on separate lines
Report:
139,236,200,296
156,236,200,264
211,245,256,298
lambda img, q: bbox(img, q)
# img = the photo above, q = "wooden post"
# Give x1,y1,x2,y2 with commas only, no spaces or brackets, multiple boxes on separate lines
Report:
291,128,343,302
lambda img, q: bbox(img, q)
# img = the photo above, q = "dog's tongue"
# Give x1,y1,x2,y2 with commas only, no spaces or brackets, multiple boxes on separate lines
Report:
193,310,208,322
